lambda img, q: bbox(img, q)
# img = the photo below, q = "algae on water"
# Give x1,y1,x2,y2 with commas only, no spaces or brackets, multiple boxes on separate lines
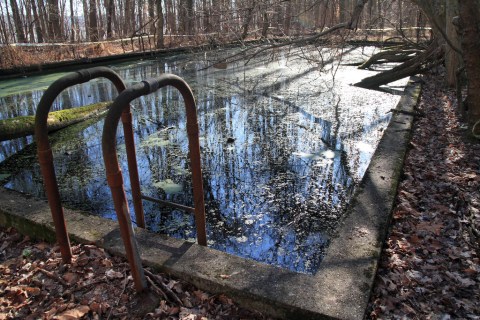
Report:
152,179,183,194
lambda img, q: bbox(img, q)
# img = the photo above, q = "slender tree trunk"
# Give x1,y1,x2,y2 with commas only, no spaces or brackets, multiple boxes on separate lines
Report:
241,4,254,40
69,0,75,41
458,0,480,125
186,0,194,35
82,0,90,40
46,0,62,41
31,0,44,42
202,0,210,33
0,5,10,44
445,0,462,87
156,0,164,48
165,0,175,34
25,1,35,42
10,0,27,42
106,0,115,38
125,0,135,35
284,0,291,35
38,0,49,41
261,1,270,39
89,0,99,41
148,0,155,35
339,0,348,23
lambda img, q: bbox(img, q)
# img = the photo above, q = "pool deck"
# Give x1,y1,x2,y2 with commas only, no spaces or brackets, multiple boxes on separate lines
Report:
0,79,421,319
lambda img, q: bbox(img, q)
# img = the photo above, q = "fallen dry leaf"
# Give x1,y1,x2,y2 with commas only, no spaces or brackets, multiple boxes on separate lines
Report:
55,305,90,320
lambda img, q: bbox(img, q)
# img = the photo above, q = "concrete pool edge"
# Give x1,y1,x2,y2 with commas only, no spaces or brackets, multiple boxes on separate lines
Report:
0,78,421,319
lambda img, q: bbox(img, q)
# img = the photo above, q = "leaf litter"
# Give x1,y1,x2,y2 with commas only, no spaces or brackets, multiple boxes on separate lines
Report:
0,227,270,319
368,71,480,319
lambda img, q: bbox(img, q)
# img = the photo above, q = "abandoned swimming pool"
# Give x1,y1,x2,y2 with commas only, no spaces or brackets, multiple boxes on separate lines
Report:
0,46,409,274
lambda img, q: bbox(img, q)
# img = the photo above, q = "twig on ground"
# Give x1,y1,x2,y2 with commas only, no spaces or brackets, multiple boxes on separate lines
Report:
144,268,184,306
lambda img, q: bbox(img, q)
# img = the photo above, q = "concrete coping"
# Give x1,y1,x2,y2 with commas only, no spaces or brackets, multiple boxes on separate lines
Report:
0,78,421,319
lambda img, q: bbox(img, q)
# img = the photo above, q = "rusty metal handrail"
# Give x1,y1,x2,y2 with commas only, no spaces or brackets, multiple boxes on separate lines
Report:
34,66,146,264
102,74,207,292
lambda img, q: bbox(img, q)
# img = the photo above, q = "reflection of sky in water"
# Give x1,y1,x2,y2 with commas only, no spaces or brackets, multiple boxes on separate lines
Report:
0,46,408,273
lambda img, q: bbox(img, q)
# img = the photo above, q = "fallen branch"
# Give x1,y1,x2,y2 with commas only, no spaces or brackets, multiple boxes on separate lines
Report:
354,40,444,89
34,267,68,286
146,276,169,302
144,269,183,306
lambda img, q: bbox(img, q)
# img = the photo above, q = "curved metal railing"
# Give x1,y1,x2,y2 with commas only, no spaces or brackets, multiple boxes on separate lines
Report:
102,74,207,291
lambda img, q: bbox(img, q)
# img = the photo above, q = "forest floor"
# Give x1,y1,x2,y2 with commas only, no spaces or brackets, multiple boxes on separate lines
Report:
0,71,479,319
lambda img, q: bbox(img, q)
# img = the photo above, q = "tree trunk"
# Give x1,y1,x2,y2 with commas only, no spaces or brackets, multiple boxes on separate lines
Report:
125,0,135,35
458,0,480,125
69,0,75,41
0,102,111,142
186,0,194,36
203,0,210,33
25,1,35,42
0,6,10,44
261,2,269,39
156,0,164,48
148,0,155,35
46,0,62,41
106,0,115,39
165,0,175,34
284,1,291,35
445,0,462,87
355,41,444,89
10,0,27,43
82,0,90,40
31,0,44,42
242,5,254,40
38,0,50,41
89,0,99,41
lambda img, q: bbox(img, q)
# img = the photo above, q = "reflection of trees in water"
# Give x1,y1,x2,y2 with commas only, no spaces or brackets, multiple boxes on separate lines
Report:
1,48,397,273
100,54,357,272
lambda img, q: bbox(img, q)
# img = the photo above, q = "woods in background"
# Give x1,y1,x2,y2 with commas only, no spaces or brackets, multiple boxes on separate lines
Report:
0,0,426,46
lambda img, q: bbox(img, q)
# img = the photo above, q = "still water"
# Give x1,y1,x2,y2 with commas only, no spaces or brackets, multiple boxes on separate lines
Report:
0,46,407,273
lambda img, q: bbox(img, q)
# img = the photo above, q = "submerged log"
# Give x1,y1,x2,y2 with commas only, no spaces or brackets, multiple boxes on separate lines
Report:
0,101,111,142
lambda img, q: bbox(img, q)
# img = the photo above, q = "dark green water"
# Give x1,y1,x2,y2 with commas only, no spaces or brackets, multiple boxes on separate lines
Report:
0,46,407,273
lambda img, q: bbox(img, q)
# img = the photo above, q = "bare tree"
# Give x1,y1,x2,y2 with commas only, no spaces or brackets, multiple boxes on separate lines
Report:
89,0,99,41
156,0,164,48
106,0,115,39
10,0,26,43
46,0,62,41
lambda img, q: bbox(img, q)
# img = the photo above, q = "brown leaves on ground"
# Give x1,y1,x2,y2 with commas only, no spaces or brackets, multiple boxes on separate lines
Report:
369,71,480,319
0,228,267,320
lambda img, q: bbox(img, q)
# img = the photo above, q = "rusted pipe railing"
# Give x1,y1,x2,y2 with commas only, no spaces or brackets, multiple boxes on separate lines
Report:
102,74,207,292
34,66,145,264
